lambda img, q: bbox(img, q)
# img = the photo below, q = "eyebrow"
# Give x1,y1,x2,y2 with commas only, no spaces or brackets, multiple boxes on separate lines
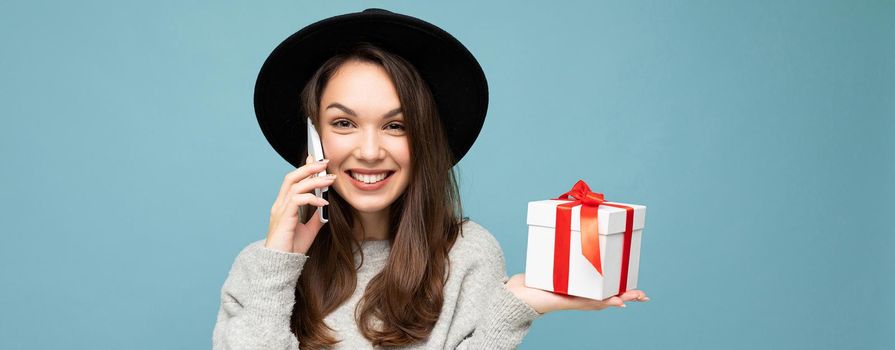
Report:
325,102,402,119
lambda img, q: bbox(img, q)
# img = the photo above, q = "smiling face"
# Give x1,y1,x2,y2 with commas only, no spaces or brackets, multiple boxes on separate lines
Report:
317,60,412,215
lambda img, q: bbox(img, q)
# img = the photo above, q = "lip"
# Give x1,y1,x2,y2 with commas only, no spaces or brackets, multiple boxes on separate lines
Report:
348,168,394,174
345,170,395,191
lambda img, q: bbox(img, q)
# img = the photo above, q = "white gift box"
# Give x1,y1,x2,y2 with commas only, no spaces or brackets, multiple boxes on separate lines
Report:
524,199,647,300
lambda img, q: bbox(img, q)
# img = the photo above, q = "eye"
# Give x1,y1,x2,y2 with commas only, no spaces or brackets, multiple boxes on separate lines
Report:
385,122,405,131
331,119,354,129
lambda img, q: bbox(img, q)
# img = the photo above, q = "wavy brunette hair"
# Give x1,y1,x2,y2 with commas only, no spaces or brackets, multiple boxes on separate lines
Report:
291,42,466,348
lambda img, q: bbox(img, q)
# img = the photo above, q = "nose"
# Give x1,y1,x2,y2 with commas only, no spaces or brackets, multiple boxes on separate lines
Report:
354,128,385,161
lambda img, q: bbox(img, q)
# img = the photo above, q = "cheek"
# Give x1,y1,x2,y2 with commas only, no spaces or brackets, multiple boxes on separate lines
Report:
389,139,412,169
321,136,350,161
392,141,412,188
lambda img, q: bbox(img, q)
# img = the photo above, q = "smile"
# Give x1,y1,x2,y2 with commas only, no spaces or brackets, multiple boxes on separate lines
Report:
345,170,396,191
348,170,393,184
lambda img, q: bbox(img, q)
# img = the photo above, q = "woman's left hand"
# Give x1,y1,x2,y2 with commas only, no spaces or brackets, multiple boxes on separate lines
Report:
505,273,649,314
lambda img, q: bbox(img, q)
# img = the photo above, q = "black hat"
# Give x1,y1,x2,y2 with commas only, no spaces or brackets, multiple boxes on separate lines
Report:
254,8,488,168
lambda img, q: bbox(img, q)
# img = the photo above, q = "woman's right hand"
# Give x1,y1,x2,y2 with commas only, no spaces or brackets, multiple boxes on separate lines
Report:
505,273,649,314
265,155,336,254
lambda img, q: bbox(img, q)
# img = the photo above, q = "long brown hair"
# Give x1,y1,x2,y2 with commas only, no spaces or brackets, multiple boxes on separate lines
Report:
291,42,466,348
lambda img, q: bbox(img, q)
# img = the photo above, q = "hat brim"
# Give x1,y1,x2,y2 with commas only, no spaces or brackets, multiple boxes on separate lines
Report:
254,9,487,168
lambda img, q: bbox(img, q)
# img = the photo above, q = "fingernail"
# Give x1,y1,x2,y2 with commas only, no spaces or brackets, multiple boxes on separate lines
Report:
619,303,626,308
322,158,330,163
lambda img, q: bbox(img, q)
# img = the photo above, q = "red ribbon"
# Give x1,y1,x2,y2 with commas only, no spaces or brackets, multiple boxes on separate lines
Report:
552,180,635,297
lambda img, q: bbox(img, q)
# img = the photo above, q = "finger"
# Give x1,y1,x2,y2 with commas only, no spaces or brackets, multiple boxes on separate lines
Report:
283,159,329,194
628,290,649,302
274,159,330,210
604,296,625,308
619,290,647,302
285,193,328,216
289,173,337,197
581,296,623,310
633,290,650,302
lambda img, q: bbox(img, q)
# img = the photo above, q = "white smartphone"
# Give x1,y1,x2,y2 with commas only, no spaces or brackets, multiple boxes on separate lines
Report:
306,117,329,223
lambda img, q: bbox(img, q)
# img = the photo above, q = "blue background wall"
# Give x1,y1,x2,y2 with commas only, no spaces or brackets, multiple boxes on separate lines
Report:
1,1,892,348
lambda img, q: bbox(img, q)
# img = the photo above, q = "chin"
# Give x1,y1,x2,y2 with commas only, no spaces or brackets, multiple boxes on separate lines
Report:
332,187,398,214
351,203,391,214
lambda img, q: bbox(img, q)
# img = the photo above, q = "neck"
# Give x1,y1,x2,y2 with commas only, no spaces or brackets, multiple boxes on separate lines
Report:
352,208,390,241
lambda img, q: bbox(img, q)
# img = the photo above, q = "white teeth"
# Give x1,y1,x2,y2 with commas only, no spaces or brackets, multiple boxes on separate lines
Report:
350,171,388,184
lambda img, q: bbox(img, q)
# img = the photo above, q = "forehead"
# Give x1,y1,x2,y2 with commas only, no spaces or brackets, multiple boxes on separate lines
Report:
320,60,400,112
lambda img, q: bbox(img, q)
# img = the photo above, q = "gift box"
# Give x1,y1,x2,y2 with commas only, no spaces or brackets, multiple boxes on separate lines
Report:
524,180,647,300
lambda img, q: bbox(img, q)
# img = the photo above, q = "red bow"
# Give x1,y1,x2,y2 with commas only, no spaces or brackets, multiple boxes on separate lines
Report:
552,180,635,296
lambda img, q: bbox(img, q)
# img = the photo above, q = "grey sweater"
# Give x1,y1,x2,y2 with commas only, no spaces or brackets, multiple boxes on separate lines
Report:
212,220,541,349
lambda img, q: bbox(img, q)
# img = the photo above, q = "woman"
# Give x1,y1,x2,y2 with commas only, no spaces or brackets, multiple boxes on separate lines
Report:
213,9,648,350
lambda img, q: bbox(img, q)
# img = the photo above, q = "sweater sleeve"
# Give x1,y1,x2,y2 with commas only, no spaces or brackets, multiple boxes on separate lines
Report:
212,240,308,350
455,226,542,349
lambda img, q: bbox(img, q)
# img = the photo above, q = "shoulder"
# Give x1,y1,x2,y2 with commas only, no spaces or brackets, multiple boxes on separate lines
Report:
449,220,508,276
452,220,504,257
